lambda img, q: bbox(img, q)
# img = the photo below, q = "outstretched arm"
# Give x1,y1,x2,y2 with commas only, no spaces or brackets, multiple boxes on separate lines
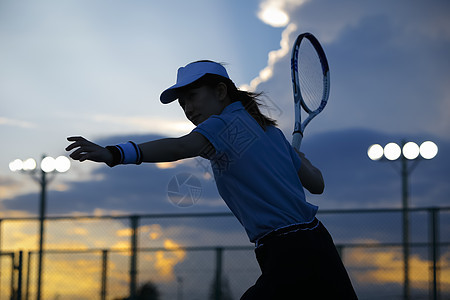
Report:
296,150,324,194
138,132,211,163
66,132,211,166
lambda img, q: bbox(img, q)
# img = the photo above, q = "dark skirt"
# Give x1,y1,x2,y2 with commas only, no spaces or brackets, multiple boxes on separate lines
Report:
241,219,358,299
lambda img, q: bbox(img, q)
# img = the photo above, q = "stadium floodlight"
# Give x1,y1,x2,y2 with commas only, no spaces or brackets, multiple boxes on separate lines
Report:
367,139,437,299
8,154,70,300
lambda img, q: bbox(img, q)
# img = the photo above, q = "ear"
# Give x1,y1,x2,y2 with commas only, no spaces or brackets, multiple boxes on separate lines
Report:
215,82,228,101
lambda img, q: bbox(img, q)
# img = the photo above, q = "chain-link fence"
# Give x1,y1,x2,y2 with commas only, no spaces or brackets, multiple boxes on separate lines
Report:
1,207,449,300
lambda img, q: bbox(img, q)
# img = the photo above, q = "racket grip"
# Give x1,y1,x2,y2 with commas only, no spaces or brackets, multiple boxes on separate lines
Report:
292,132,303,150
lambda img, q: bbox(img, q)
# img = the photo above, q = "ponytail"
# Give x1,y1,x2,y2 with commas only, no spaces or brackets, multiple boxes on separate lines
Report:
228,87,277,130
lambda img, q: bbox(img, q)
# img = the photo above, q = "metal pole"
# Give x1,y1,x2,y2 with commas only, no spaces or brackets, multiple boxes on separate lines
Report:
400,144,410,300
10,253,15,299
101,250,108,300
25,251,31,300
214,247,223,300
129,216,138,299
36,165,47,300
429,208,439,300
17,251,23,300
177,276,183,300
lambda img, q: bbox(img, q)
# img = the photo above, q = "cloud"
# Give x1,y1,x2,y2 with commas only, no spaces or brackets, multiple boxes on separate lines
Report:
0,117,35,129
257,0,313,27
2,215,188,295
91,114,195,136
257,0,293,27
347,247,450,293
0,175,24,201
240,23,297,91
3,130,448,216
153,240,186,282
248,0,450,139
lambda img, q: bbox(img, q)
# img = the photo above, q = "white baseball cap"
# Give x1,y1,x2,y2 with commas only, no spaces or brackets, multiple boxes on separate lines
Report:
160,61,230,104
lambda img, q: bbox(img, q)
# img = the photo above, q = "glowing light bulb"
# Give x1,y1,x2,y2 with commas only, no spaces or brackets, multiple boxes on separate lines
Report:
368,144,384,161
420,141,438,159
22,158,37,171
41,157,56,173
9,159,23,172
384,143,401,161
402,142,420,160
55,156,71,172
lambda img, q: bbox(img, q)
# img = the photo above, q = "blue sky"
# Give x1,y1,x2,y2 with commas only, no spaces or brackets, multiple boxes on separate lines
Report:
1,1,450,298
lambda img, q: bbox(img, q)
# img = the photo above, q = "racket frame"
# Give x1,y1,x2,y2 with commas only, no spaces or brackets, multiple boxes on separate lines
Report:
291,32,330,149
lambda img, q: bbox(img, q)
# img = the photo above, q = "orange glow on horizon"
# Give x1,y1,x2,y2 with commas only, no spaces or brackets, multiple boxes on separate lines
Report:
347,247,450,291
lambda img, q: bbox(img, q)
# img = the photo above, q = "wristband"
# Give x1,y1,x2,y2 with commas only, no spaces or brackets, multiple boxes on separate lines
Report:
105,141,143,167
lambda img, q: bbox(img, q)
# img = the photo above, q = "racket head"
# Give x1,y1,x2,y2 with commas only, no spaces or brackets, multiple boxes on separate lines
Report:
293,33,330,113
291,32,330,149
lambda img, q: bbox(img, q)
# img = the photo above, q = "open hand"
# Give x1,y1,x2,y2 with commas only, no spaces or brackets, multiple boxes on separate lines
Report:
66,136,113,165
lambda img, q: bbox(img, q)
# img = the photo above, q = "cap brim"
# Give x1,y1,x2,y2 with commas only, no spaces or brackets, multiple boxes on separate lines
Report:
160,86,180,104
160,74,205,104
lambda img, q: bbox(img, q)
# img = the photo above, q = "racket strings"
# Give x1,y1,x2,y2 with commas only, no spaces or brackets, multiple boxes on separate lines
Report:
298,41,324,111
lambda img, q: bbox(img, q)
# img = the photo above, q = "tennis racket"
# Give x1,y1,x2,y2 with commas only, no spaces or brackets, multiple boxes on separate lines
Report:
291,32,330,150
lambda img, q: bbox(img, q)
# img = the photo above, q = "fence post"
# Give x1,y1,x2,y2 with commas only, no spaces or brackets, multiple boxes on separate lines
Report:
429,208,439,300
101,250,108,300
16,251,23,300
214,247,223,300
10,253,15,299
129,216,139,299
25,251,32,300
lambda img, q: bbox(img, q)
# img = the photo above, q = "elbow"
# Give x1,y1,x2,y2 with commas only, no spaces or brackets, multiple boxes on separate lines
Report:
309,181,325,194
303,171,325,194
313,172,325,194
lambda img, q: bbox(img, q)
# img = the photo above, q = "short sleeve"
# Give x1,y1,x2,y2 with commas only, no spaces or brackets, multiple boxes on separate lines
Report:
192,116,227,154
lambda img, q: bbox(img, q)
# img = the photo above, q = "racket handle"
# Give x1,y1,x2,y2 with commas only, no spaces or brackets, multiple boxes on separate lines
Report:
292,132,303,150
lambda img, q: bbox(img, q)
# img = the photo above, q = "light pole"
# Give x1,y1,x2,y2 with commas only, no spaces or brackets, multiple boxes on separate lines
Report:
367,140,438,300
9,155,70,300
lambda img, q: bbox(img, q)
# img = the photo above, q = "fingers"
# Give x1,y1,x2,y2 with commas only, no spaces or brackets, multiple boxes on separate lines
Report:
67,136,85,142
66,136,86,151
65,136,96,151
68,147,87,161
66,136,111,164
66,136,96,161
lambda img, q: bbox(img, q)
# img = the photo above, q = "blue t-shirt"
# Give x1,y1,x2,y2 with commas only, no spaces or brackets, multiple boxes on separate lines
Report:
193,101,318,242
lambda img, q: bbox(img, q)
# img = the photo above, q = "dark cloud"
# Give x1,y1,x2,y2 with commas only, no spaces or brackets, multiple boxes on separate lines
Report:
3,130,447,242
2,134,224,216
303,129,449,209
257,0,450,139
